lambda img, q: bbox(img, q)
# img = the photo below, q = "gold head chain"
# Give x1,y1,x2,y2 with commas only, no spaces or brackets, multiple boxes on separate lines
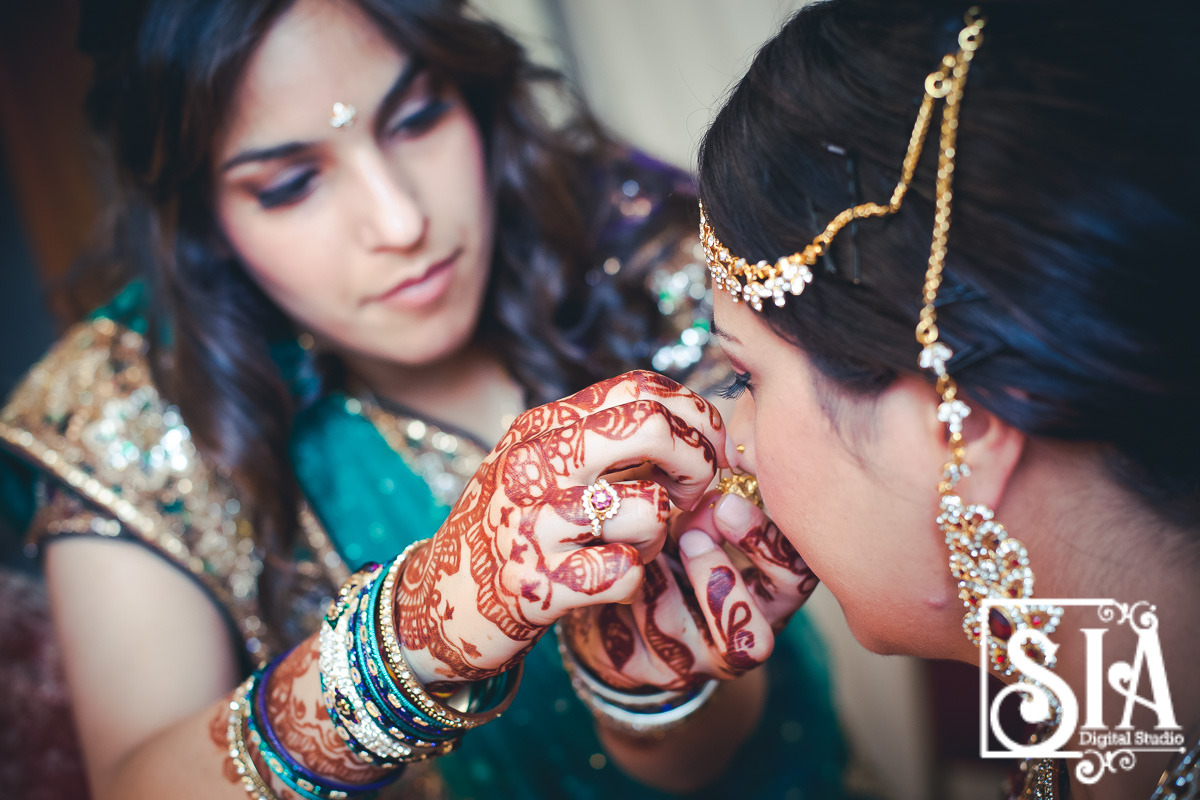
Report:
704,8,1064,678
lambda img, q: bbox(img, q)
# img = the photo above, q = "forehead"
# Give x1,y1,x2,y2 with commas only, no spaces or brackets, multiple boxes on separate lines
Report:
712,288,761,343
218,0,408,154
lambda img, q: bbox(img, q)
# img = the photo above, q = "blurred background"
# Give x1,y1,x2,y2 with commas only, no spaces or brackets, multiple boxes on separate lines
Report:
0,1,1014,797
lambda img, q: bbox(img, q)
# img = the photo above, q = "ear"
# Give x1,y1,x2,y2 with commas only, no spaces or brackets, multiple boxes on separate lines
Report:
954,398,1026,510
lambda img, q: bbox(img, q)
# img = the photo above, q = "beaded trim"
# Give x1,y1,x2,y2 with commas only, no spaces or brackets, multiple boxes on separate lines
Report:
227,675,279,800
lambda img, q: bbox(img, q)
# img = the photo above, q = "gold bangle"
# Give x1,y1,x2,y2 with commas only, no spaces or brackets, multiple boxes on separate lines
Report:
227,675,280,800
377,538,522,730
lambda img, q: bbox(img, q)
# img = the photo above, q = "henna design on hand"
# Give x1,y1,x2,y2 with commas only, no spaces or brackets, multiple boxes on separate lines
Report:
562,497,814,700
706,566,759,673
738,518,820,627
209,701,241,785
549,547,638,595
640,560,697,689
267,639,390,783
395,371,723,685
598,605,635,672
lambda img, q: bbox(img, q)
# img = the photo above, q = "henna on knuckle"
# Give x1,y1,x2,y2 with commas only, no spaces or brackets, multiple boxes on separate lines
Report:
624,370,723,432
655,487,671,524
549,546,638,596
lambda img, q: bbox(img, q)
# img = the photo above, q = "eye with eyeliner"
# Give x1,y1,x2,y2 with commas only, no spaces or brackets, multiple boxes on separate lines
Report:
389,96,450,138
387,87,450,139
256,167,318,210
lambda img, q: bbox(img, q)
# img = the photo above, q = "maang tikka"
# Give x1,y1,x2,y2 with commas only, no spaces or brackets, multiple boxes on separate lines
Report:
699,7,1063,676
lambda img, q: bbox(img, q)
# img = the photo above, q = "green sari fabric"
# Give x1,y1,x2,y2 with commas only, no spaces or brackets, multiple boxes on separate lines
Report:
288,389,450,566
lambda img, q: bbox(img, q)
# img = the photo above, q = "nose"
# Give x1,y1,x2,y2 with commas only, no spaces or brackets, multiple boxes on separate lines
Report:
725,393,756,473
351,148,427,252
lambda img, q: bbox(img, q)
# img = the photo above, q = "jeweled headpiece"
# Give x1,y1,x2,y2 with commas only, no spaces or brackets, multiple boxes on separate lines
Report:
701,10,979,313
704,8,1064,678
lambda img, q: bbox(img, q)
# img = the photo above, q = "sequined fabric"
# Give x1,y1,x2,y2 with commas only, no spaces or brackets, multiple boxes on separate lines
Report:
0,319,282,659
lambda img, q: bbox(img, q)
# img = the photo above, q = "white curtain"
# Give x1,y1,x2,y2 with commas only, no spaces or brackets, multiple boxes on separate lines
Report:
475,0,809,169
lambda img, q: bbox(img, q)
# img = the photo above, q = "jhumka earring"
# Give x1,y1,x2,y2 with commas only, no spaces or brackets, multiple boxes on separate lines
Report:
699,7,1061,675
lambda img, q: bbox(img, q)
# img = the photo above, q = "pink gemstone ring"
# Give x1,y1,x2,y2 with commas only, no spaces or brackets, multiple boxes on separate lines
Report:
581,478,621,539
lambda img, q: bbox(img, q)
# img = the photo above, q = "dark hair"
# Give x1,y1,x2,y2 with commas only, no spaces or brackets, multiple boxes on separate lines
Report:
698,0,1200,527
80,0,694,612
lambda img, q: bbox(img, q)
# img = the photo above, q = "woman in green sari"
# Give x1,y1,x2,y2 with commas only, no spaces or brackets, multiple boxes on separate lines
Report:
0,1,843,798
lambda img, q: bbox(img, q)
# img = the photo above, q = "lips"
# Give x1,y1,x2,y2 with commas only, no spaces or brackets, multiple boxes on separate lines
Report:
369,248,460,309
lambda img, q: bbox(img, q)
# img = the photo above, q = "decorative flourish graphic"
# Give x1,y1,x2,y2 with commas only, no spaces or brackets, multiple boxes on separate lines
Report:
981,598,1184,788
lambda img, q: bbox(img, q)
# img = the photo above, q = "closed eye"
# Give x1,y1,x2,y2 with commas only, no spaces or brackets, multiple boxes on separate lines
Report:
256,167,318,210
716,370,753,400
389,98,450,139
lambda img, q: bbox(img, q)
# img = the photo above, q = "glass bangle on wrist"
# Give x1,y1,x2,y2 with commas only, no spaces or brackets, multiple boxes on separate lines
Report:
320,564,414,766
247,651,403,800
228,675,279,800
318,540,523,769
374,539,523,730
555,621,719,738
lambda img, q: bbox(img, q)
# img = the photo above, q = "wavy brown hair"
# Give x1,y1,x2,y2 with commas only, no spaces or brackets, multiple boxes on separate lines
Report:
80,0,695,615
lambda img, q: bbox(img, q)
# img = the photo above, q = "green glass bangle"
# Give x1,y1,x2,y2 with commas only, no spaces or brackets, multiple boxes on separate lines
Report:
351,581,458,746
357,557,460,742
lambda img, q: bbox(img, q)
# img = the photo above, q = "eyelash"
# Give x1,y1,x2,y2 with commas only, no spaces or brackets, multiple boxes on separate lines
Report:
716,371,753,400
257,169,317,210
389,98,450,139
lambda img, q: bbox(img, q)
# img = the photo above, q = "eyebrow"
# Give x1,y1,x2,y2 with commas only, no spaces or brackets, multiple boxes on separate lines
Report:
709,319,741,345
219,60,425,172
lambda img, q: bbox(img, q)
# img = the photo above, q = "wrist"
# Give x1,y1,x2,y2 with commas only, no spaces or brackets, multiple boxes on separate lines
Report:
556,621,719,740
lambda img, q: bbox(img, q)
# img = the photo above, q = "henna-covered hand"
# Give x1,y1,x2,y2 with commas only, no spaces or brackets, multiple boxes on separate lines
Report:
395,371,727,689
562,491,819,693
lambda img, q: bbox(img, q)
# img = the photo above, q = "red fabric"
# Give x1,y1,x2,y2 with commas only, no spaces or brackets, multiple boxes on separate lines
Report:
0,568,90,800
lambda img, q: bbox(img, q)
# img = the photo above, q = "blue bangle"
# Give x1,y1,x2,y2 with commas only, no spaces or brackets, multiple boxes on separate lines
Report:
349,593,456,746
250,651,402,799
356,562,461,742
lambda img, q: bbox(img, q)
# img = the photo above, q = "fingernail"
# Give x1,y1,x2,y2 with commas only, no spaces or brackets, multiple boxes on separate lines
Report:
715,493,752,533
679,529,716,557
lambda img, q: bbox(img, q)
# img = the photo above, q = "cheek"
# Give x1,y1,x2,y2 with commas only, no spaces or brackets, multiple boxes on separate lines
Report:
749,385,958,656
216,198,347,330
408,107,492,251
750,389,865,579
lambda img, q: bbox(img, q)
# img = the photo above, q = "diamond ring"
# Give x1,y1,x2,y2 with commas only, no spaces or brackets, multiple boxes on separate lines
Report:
581,478,621,539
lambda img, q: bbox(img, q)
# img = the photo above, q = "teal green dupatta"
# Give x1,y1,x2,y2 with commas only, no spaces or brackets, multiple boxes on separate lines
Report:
287,391,451,567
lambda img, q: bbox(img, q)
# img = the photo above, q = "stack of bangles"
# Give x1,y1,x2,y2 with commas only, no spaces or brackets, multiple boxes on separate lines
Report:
226,538,522,800
556,621,718,740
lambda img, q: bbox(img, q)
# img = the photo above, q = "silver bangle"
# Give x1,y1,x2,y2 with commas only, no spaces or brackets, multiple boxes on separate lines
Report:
319,575,415,763
556,622,719,737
